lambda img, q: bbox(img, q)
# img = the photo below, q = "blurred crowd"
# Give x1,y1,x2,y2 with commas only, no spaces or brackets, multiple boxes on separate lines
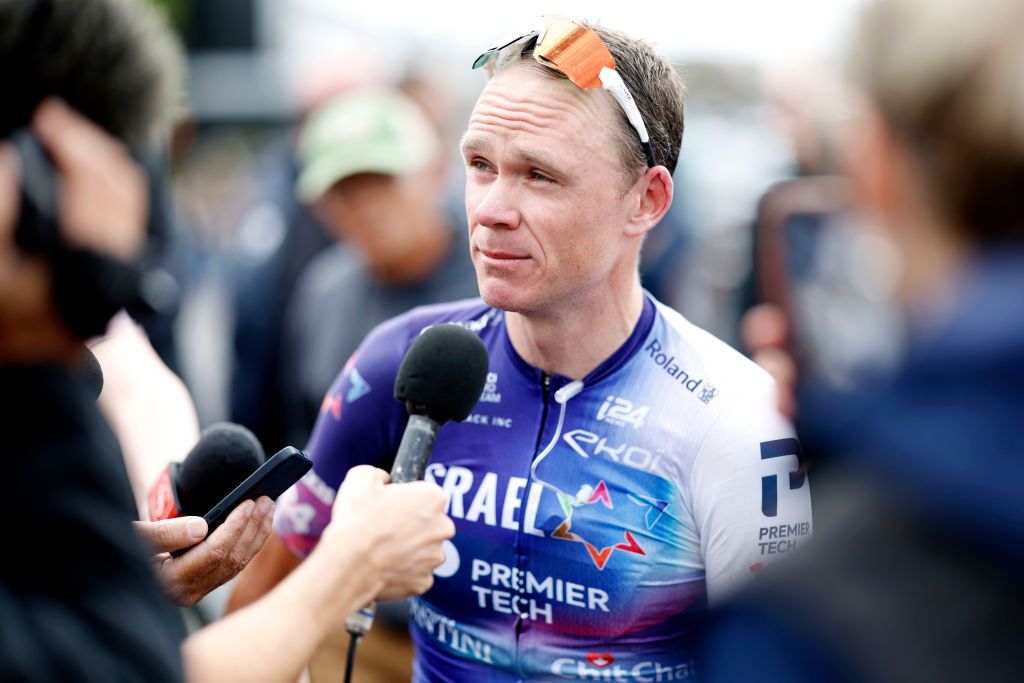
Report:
4,0,1022,680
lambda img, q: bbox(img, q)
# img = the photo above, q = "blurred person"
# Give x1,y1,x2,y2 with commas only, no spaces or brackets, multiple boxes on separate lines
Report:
0,1,454,681
0,100,184,683
232,18,810,681
700,0,1024,680
228,50,393,455
279,87,478,447
0,0,190,676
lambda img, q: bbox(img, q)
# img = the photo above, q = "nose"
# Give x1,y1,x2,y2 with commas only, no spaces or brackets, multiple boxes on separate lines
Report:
472,177,520,231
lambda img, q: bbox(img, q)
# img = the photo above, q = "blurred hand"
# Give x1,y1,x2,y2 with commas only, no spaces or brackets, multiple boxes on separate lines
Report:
32,98,147,261
325,465,454,602
134,496,275,606
0,143,74,362
0,99,147,364
741,303,798,419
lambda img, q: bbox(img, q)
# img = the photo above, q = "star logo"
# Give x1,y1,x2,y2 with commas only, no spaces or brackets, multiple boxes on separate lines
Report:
320,392,342,420
627,493,670,530
551,480,646,570
346,367,371,403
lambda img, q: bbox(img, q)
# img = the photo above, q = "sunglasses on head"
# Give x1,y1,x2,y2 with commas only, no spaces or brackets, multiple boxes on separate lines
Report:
473,17,656,168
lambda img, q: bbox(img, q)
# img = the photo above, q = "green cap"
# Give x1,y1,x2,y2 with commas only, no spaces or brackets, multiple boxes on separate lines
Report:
295,88,440,203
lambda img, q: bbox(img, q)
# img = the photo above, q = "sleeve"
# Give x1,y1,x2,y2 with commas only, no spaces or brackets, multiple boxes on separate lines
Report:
273,317,412,558
688,378,813,605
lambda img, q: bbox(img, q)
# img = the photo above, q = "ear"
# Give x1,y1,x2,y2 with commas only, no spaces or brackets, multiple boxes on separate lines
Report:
624,165,673,238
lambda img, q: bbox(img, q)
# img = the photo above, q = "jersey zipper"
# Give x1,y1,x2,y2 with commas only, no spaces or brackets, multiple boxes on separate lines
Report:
515,371,551,680
533,373,552,454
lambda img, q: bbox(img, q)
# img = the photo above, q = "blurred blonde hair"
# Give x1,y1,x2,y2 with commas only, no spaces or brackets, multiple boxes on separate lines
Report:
850,0,1024,242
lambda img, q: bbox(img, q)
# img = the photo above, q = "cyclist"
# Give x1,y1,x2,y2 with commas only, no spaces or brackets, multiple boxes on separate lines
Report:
233,18,812,681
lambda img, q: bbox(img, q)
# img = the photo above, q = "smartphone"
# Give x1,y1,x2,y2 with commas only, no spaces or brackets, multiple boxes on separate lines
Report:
753,175,902,389
171,446,312,557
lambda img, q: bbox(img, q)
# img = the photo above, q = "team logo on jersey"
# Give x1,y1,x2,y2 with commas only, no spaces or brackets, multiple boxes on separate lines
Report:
346,367,371,403
596,396,649,429
562,429,662,474
320,391,342,420
479,372,501,404
552,656,694,680
586,653,615,668
759,438,806,517
644,338,718,404
551,481,647,570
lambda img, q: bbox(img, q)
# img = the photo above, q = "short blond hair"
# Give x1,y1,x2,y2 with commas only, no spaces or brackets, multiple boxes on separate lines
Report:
850,0,1024,242
521,22,685,186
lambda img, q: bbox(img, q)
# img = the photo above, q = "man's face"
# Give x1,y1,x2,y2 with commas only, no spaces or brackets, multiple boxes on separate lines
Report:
315,172,430,274
461,64,639,316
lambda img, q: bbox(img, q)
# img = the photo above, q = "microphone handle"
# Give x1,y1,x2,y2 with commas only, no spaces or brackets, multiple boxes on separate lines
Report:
390,414,440,483
345,414,441,639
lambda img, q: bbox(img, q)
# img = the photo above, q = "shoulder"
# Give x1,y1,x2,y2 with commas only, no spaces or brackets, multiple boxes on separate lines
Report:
366,297,497,353
644,299,776,418
324,297,498,397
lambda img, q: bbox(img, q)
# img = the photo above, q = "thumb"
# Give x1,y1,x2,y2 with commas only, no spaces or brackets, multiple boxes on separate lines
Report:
340,465,390,491
133,517,208,554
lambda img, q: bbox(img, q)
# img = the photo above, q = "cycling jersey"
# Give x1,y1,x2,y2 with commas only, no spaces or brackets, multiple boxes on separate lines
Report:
275,294,812,681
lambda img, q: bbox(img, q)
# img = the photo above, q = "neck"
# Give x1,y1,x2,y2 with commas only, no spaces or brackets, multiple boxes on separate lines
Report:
895,213,972,325
506,273,645,380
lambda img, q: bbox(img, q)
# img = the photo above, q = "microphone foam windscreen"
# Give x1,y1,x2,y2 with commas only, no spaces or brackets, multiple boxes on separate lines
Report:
78,346,104,401
177,422,266,516
394,323,489,423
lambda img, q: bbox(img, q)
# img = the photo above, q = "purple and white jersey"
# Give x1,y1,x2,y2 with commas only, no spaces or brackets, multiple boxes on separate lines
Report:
275,294,812,681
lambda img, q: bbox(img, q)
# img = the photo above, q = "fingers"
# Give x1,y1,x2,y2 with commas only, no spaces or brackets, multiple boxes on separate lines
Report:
32,99,122,173
31,98,147,261
0,144,20,246
741,303,790,353
742,303,798,418
331,465,389,521
224,497,275,572
173,500,256,580
160,497,276,605
339,464,389,491
133,517,208,554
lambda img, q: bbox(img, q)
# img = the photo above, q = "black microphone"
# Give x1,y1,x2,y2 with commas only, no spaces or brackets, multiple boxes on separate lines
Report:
390,323,490,482
147,422,265,521
346,324,488,642
77,346,104,402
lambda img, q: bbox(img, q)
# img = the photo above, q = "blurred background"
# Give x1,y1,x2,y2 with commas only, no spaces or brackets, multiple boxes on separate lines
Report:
80,2,1024,681
154,0,870,443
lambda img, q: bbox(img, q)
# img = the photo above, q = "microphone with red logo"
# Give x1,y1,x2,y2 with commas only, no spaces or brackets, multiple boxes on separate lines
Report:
147,422,265,522
344,324,488,676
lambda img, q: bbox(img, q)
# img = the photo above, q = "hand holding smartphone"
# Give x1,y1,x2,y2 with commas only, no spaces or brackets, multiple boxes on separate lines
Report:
170,446,312,558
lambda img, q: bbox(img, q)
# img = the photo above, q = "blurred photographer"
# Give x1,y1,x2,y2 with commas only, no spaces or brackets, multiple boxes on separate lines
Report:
0,0,189,676
701,0,1024,680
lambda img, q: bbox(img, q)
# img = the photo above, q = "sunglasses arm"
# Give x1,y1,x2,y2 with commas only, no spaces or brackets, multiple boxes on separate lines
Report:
599,67,656,167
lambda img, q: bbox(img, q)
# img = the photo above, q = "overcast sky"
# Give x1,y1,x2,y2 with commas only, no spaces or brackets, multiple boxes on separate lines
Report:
277,0,868,66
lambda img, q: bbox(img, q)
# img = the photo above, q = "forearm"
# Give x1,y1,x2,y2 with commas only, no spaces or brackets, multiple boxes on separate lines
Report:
183,528,379,683
91,317,200,517
226,533,303,614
